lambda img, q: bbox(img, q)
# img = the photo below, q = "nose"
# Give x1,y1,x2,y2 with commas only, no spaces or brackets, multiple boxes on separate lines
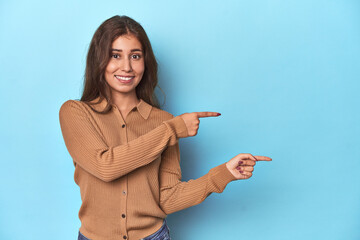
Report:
121,58,132,72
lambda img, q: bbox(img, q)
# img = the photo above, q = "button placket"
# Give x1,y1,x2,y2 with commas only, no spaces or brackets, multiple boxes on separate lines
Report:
121,177,128,237
113,105,129,237
113,106,126,125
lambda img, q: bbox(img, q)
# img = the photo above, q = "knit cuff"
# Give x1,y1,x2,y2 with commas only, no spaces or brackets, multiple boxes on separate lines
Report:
208,162,237,192
163,115,189,139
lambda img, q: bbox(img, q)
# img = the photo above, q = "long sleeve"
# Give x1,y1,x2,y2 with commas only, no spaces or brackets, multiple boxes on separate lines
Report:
159,141,237,215
59,100,188,182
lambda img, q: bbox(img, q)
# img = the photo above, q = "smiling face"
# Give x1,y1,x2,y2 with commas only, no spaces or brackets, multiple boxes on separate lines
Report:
104,34,145,100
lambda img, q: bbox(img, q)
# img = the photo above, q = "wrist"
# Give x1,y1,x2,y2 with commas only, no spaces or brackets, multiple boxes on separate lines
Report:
163,115,189,138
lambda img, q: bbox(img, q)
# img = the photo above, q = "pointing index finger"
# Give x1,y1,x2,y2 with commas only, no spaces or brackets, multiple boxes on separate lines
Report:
254,156,272,161
195,112,221,118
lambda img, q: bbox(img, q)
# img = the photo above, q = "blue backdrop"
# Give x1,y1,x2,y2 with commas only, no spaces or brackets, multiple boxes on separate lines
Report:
1,0,359,239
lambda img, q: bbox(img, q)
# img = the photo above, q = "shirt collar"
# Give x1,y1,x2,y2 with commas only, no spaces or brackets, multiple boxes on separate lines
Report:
90,96,152,120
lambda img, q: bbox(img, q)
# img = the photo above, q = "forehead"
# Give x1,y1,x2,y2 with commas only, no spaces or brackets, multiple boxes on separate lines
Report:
111,34,142,50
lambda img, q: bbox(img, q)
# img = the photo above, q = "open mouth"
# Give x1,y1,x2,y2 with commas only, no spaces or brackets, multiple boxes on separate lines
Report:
115,75,135,83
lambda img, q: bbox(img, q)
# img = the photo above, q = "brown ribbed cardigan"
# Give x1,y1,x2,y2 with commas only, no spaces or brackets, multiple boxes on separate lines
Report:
59,96,237,240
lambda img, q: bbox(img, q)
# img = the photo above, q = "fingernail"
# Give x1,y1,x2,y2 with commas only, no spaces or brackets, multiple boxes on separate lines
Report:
236,166,240,170
238,161,243,165
217,113,221,116
239,170,243,173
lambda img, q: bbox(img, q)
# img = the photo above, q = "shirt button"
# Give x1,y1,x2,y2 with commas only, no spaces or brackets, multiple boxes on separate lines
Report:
122,190,126,195
122,214,126,218
123,236,127,239
122,124,125,128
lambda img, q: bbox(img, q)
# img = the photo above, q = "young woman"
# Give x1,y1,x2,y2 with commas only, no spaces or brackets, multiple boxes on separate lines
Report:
59,15,272,240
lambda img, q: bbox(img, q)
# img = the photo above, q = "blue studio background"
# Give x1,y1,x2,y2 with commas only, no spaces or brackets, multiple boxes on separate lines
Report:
1,0,359,239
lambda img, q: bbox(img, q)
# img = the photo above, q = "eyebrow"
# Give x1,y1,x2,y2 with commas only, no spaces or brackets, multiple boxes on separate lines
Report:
111,48,143,52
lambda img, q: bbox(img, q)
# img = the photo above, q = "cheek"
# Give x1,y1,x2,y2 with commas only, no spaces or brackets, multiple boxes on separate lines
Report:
135,61,145,75
104,63,116,83
105,61,117,75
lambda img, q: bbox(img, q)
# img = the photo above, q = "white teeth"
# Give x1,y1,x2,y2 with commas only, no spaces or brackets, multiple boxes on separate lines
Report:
115,75,134,81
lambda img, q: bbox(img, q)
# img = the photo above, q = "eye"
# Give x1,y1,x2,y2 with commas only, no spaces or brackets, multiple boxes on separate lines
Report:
112,53,120,59
131,54,142,60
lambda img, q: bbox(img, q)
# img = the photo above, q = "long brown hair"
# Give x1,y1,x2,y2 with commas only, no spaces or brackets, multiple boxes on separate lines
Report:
80,15,163,113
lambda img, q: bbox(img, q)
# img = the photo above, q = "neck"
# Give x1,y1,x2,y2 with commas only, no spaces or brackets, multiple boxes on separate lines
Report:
111,91,140,111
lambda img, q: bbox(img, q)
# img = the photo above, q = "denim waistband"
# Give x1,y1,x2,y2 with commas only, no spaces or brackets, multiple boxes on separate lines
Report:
78,219,169,240
140,219,169,240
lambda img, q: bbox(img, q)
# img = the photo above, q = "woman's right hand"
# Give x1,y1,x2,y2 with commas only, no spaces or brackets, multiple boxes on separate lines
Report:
178,112,221,137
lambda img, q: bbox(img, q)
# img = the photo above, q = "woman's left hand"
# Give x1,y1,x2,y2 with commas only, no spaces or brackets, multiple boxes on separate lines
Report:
225,153,272,180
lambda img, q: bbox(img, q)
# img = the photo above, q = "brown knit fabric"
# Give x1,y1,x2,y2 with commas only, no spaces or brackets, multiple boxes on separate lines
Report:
59,96,237,240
